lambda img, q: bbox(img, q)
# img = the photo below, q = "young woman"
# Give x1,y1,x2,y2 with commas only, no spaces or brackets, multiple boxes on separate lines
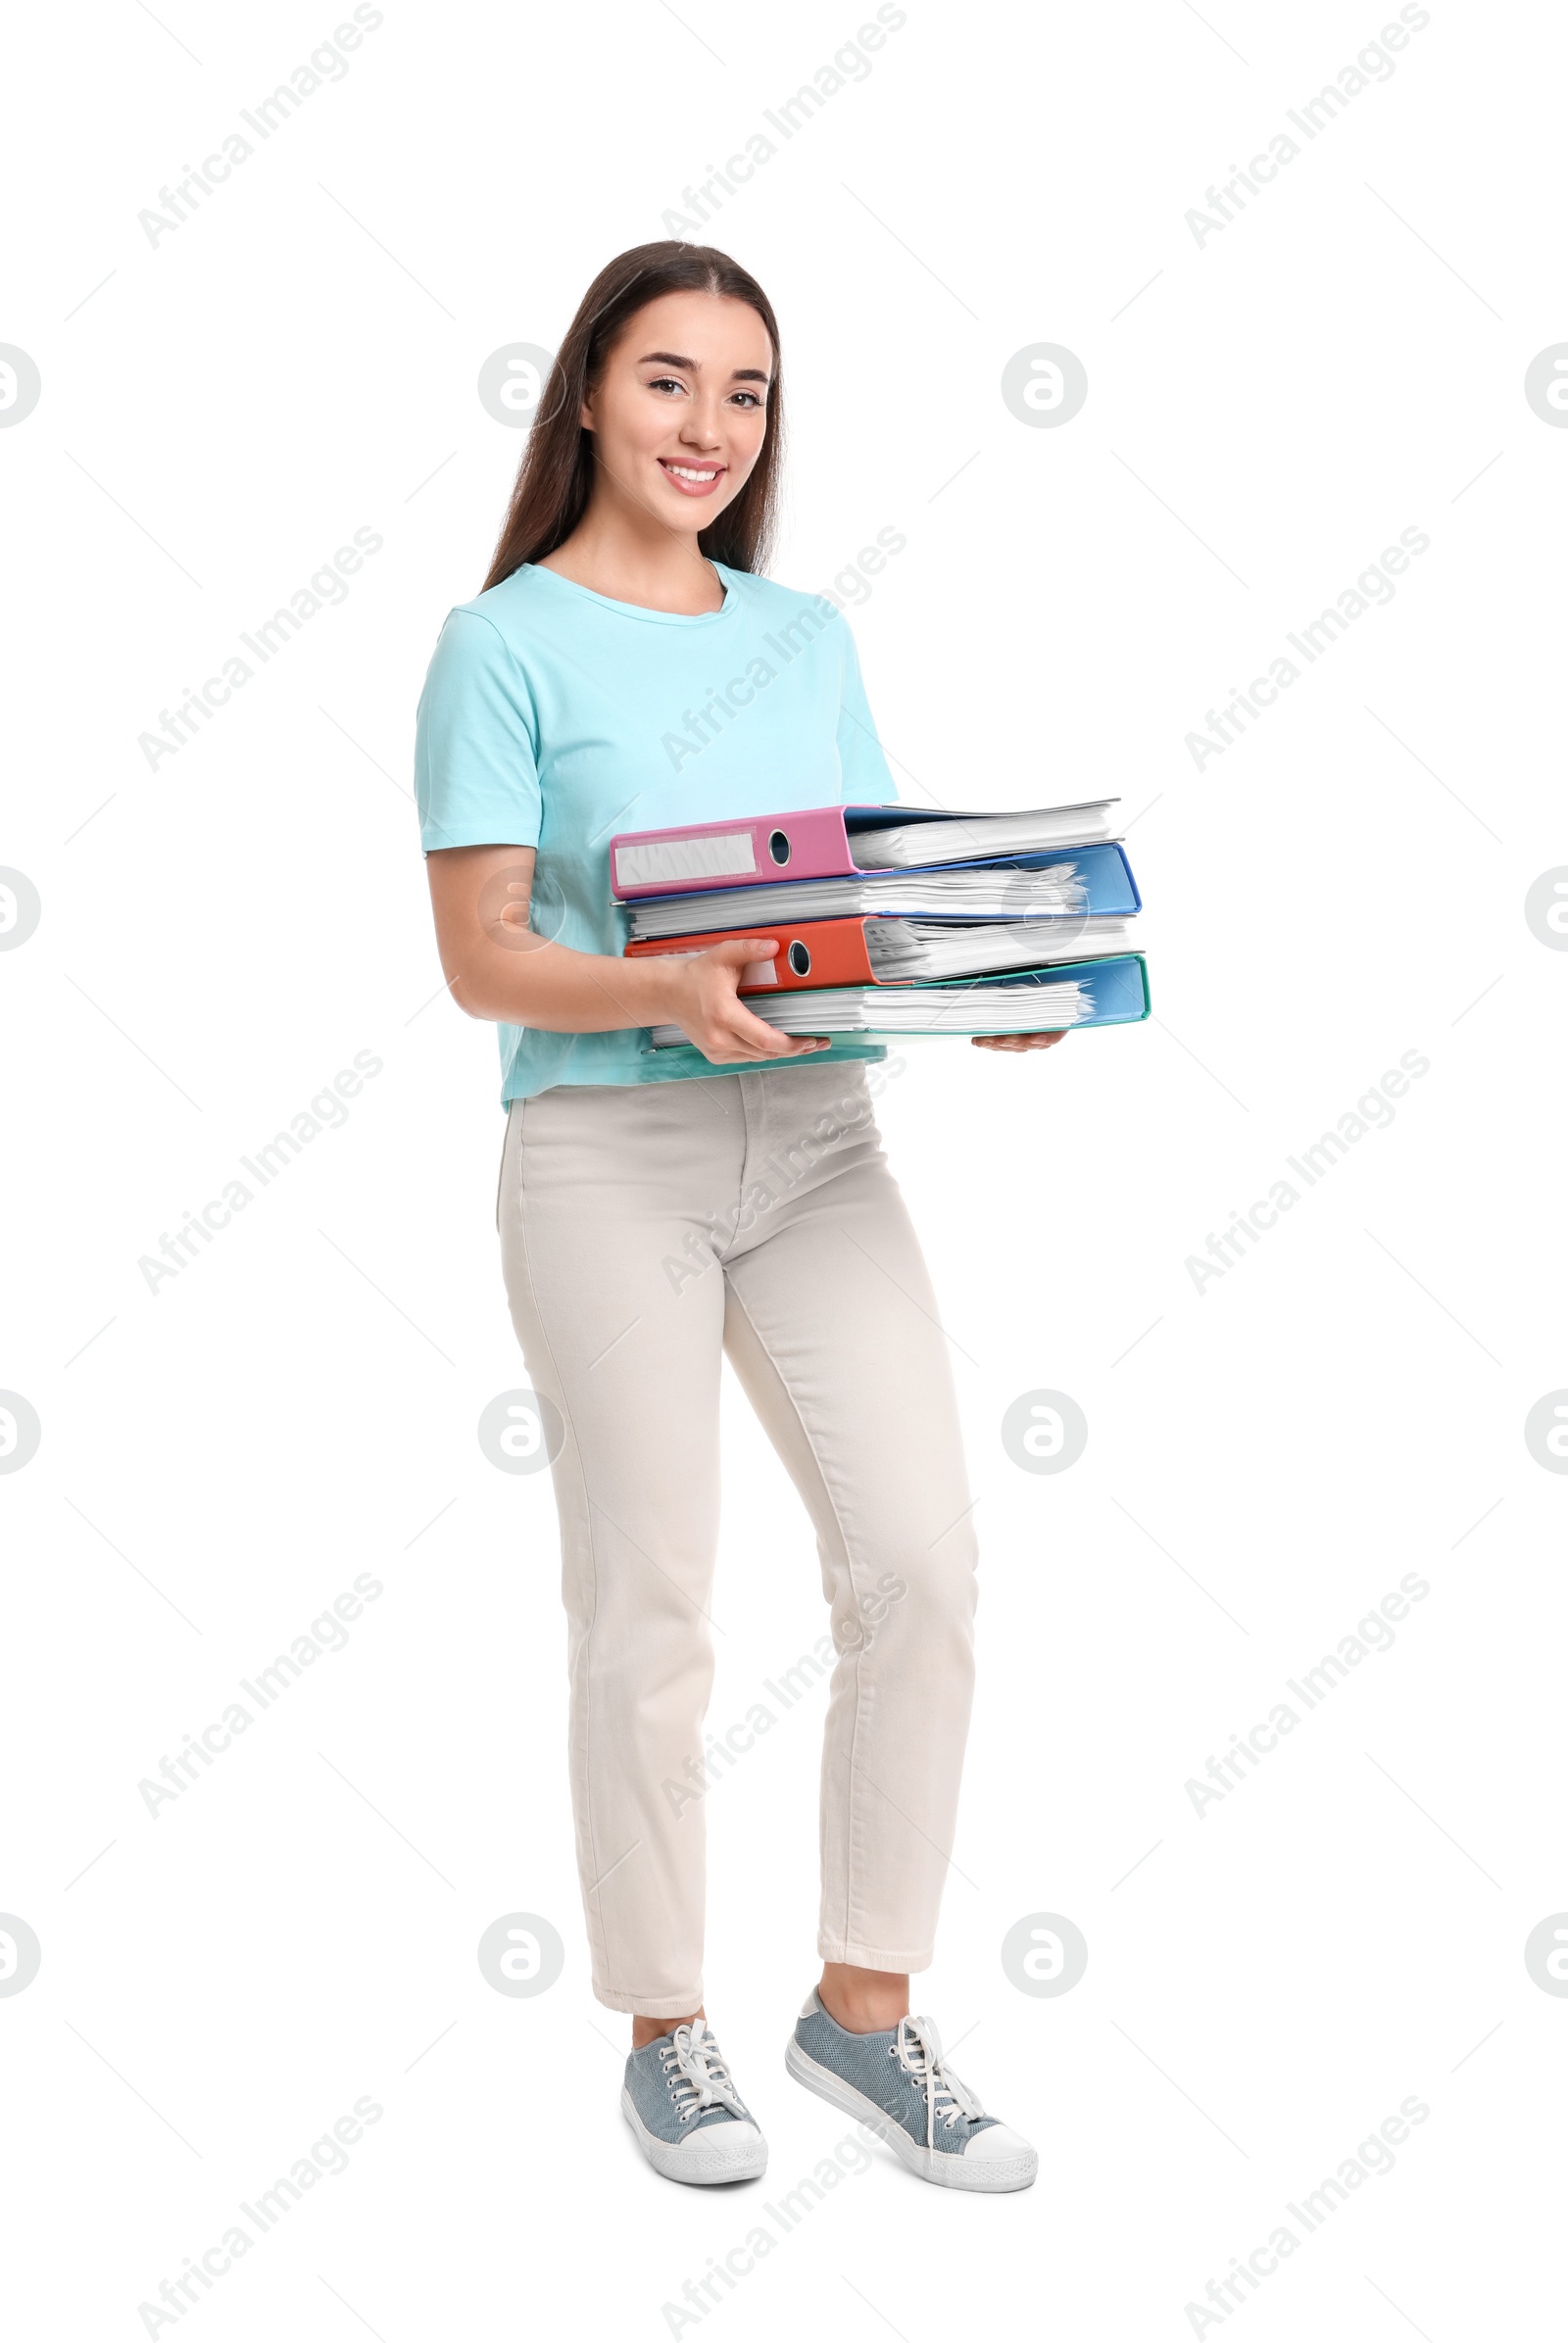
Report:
416,242,1060,2192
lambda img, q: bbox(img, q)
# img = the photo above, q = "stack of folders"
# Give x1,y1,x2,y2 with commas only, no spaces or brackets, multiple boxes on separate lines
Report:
610,800,1150,1048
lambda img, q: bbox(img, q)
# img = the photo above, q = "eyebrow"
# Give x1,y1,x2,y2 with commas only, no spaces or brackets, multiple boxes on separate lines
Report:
637,350,770,384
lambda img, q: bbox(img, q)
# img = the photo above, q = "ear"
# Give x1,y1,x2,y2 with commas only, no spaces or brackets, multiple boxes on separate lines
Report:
578,403,596,433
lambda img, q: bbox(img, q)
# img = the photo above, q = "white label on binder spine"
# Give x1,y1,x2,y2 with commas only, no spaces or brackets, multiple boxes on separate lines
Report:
614,831,758,889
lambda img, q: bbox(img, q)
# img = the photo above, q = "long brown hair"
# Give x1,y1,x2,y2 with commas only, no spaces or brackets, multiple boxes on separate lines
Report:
480,242,785,593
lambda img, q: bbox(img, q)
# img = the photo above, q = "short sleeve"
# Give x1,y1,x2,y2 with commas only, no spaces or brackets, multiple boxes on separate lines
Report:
415,608,542,853
835,621,896,804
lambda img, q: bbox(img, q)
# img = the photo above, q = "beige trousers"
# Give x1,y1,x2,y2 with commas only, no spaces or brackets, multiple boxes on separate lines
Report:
496,1057,978,2017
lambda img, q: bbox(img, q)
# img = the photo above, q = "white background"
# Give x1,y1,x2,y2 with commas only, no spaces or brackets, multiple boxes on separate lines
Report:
3,0,1564,2335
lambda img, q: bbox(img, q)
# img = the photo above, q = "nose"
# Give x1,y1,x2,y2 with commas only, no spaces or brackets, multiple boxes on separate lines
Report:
682,397,724,448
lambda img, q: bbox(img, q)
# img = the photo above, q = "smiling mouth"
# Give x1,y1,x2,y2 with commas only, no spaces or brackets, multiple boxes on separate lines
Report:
659,458,726,496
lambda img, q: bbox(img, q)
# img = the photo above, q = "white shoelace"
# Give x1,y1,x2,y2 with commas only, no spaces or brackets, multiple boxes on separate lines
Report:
891,2015,987,2150
661,2021,746,2123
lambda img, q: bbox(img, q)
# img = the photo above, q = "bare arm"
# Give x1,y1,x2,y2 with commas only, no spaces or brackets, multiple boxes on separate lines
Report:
423,844,828,1064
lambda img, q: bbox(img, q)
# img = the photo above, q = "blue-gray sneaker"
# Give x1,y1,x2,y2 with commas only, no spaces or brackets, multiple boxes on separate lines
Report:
621,2020,767,2185
787,1988,1037,2191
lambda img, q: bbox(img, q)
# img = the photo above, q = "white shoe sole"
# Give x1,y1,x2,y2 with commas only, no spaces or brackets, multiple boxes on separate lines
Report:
620,2087,768,2185
784,2038,1038,2192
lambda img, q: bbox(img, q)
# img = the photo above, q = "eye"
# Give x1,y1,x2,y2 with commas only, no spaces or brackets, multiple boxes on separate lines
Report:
645,374,687,396
730,389,764,410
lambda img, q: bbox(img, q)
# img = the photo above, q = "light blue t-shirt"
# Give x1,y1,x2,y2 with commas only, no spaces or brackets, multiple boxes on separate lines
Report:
415,560,894,1103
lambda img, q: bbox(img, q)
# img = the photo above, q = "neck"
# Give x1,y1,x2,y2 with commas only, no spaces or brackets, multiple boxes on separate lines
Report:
543,477,721,613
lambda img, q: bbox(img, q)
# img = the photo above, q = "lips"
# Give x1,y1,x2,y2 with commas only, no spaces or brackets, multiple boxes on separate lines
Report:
658,458,726,498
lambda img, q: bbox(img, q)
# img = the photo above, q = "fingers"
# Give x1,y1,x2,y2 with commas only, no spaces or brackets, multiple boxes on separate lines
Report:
688,1012,829,1063
702,1044,827,1063
725,996,817,1051
970,1031,1069,1051
716,1030,828,1060
702,936,780,963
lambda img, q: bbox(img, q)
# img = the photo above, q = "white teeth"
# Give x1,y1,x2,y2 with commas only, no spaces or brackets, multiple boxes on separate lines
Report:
665,464,719,482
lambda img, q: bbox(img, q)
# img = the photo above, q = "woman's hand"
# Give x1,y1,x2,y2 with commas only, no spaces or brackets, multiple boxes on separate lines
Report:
970,1031,1069,1052
658,939,830,1063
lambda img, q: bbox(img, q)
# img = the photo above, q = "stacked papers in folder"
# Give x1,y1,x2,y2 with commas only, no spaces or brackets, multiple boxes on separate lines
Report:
627,915,1138,990
621,842,1140,938
608,800,1152,1049
611,800,1119,898
646,956,1150,1047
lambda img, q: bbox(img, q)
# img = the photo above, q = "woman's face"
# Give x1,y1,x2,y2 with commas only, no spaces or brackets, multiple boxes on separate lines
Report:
581,290,773,538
